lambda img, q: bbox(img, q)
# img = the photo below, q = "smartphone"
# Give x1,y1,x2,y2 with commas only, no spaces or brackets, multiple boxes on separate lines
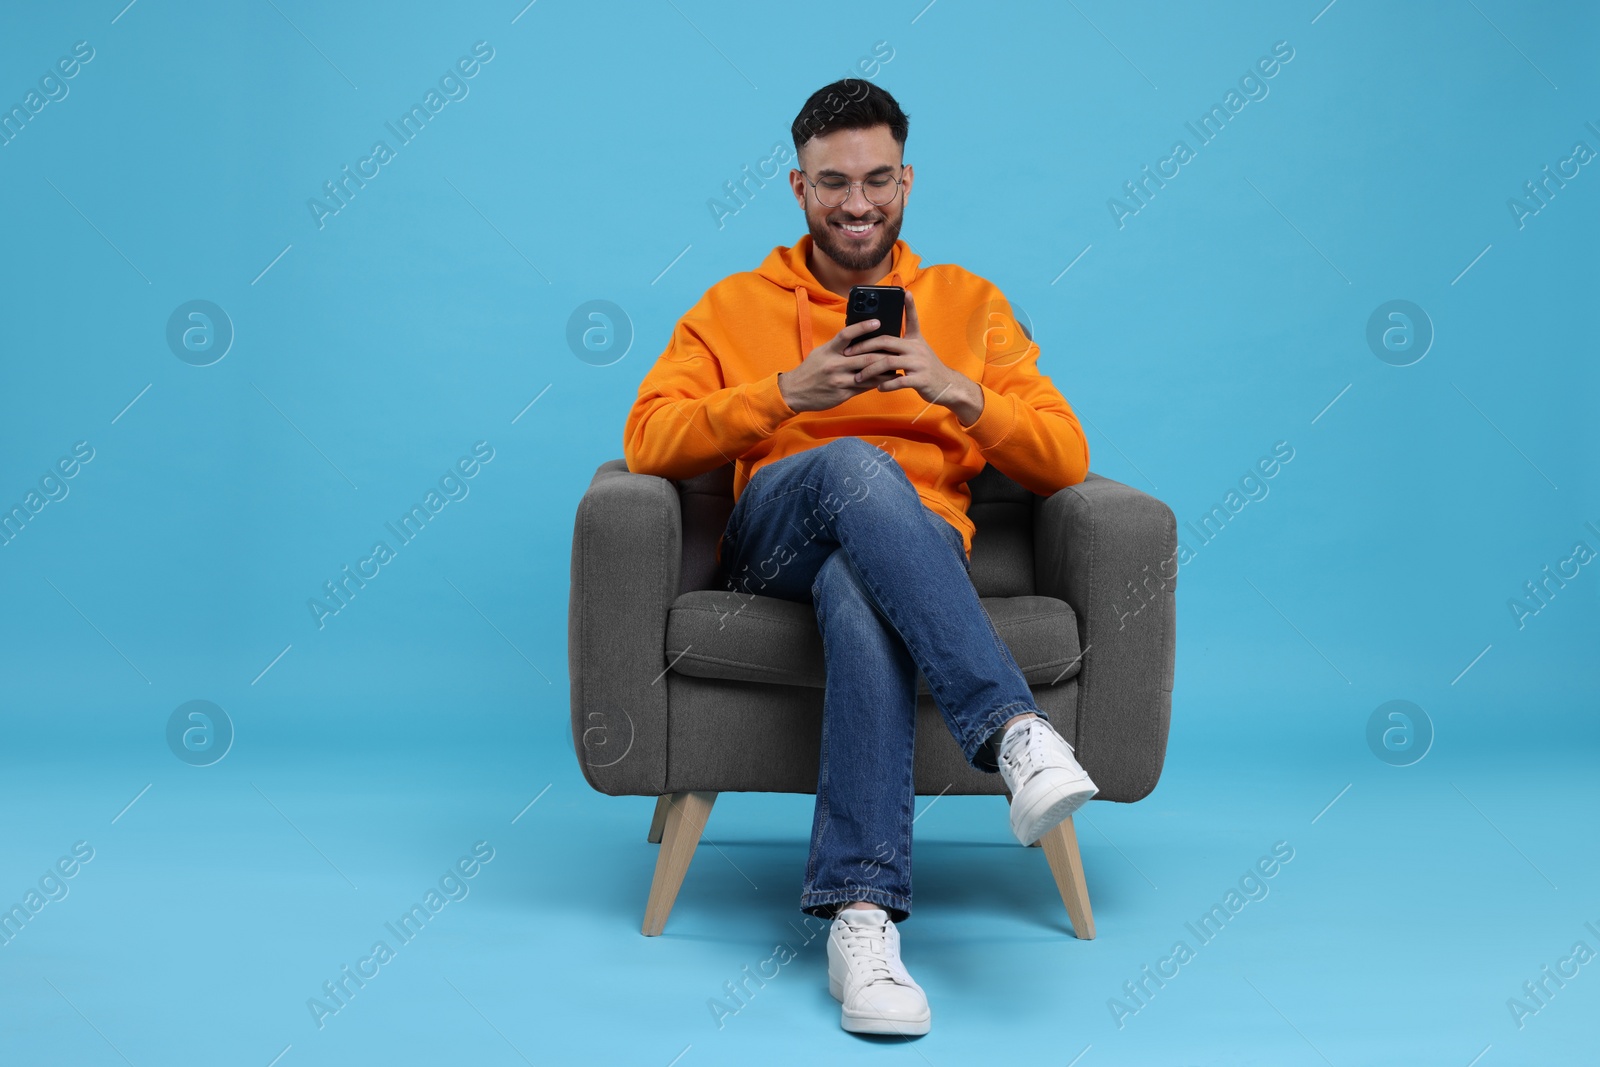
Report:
844,285,904,344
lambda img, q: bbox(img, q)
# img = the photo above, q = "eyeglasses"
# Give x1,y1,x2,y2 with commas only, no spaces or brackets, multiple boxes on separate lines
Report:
799,167,905,208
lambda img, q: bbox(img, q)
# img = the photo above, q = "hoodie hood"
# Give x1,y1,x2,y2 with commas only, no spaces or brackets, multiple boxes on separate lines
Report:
754,234,923,358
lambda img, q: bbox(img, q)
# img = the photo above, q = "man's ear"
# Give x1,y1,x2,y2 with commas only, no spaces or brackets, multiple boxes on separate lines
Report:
789,166,808,210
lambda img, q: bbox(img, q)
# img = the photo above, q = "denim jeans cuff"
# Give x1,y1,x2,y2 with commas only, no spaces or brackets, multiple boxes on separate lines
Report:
967,700,1048,771
800,888,912,925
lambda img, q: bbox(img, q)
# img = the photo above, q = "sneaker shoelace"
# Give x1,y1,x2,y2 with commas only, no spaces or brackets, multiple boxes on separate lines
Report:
839,919,899,987
1001,720,1068,787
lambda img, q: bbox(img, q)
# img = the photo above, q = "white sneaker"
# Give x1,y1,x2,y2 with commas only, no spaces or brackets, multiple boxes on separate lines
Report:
996,717,1098,845
826,907,931,1036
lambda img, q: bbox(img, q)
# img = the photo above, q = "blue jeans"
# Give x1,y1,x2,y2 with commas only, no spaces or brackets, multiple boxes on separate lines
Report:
717,437,1051,924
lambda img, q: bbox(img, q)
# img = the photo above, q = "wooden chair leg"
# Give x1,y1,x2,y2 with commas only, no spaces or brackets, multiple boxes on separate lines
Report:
646,795,671,843
1038,814,1095,939
642,790,717,936
1001,789,1094,939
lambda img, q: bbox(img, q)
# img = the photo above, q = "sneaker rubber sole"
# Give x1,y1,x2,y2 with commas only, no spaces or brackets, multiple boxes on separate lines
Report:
1011,774,1098,845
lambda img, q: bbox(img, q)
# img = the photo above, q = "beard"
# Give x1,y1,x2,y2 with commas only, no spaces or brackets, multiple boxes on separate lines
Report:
807,204,905,273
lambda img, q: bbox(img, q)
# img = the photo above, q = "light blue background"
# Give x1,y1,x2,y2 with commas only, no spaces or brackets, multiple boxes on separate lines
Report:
1,1,1595,1064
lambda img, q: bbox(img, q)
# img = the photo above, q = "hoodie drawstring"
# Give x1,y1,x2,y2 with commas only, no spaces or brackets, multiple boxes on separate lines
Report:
794,286,813,361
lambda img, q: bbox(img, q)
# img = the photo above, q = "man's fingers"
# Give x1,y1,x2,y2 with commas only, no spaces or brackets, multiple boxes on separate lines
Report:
848,354,893,374
844,334,910,356
831,318,883,349
853,354,899,382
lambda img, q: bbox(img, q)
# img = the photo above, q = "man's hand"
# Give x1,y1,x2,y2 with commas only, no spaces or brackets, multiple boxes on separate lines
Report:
844,290,984,426
777,316,907,414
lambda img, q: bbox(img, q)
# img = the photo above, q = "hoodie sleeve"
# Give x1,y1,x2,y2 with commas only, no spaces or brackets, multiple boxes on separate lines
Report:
622,315,796,480
955,290,1090,495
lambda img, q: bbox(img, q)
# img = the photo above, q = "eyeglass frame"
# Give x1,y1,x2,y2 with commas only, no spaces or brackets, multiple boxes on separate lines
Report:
797,165,907,208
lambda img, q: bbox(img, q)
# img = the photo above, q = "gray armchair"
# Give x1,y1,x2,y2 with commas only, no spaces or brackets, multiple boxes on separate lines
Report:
568,455,1176,938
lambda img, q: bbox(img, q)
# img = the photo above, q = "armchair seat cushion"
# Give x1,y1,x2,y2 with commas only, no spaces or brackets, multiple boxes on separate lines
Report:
665,589,1082,694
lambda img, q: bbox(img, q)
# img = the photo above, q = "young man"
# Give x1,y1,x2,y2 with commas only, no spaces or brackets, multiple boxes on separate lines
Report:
622,80,1098,1037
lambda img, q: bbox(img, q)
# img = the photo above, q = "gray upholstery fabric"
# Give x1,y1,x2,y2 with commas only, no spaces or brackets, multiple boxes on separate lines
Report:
666,590,1081,692
664,675,1079,795
568,461,676,797
1036,473,1178,803
676,464,735,596
568,457,1177,803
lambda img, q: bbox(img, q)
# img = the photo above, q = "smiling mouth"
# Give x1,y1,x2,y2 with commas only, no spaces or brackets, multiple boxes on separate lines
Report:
833,218,880,239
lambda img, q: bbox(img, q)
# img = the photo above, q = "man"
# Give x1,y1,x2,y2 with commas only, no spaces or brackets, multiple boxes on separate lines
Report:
622,80,1098,1037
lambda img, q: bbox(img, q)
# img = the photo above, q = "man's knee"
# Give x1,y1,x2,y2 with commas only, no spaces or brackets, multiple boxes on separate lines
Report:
819,436,889,469
816,437,908,496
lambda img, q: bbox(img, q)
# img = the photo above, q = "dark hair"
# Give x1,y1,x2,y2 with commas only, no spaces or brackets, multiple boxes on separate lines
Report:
790,80,909,160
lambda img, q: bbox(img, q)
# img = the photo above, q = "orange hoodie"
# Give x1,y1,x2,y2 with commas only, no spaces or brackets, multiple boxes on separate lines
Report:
622,235,1090,563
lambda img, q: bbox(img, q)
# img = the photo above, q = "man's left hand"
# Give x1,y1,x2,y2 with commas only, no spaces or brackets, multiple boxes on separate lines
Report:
845,290,984,426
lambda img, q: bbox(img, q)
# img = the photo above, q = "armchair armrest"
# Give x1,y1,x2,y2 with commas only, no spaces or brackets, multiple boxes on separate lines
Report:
1034,472,1177,802
568,459,680,796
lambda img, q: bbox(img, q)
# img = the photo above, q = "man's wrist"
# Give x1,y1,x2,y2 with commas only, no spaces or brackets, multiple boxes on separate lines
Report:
948,376,984,427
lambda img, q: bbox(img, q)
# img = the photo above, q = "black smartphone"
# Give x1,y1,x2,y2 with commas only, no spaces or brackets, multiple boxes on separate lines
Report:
844,285,904,343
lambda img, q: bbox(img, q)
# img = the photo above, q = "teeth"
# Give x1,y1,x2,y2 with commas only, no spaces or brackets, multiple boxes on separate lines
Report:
840,222,874,232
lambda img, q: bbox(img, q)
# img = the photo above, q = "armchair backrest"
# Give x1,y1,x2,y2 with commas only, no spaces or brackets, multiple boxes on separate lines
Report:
673,459,1037,599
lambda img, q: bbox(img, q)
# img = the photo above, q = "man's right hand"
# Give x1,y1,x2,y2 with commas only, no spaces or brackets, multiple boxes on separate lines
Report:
777,318,900,414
